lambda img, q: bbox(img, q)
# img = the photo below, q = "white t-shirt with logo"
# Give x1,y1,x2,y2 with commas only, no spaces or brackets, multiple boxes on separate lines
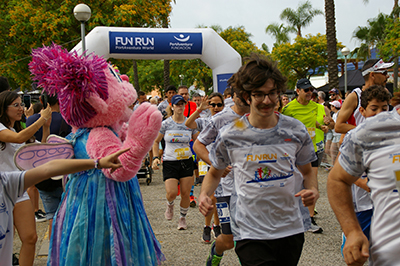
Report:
160,117,198,161
0,171,25,266
339,108,400,266
0,123,29,203
197,107,241,197
210,114,316,241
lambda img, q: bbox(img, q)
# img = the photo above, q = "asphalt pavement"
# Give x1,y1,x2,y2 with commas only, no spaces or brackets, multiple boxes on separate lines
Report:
14,165,353,266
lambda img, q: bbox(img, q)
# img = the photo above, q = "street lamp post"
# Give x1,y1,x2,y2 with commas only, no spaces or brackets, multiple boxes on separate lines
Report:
73,4,92,56
179,74,184,85
341,47,350,94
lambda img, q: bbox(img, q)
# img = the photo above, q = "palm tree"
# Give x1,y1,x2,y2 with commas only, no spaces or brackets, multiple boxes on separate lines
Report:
280,0,324,37
363,0,399,90
325,0,339,89
265,23,296,47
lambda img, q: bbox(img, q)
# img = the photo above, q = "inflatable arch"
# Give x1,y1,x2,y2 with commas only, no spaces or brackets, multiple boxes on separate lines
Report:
71,27,242,93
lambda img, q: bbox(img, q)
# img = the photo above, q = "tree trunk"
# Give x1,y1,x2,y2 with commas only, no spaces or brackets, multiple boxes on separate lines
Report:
325,0,339,90
132,59,140,92
393,0,399,90
163,60,170,92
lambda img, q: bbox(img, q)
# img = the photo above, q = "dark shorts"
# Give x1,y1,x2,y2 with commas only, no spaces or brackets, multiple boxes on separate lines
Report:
216,196,232,235
163,158,194,181
311,152,323,167
235,233,304,266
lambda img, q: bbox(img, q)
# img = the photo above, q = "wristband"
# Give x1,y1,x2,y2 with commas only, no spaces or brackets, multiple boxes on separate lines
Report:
196,109,202,113
94,158,100,169
153,156,159,160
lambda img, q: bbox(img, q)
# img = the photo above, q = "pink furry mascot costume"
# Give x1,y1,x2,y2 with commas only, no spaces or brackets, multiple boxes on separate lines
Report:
29,44,164,265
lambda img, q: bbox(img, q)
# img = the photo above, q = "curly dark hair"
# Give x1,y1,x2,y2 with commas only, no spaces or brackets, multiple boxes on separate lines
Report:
360,85,391,109
228,53,287,102
391,92,400,107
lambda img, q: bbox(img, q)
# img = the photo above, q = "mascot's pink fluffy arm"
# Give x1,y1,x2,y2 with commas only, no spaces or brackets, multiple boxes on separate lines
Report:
87,103,162,182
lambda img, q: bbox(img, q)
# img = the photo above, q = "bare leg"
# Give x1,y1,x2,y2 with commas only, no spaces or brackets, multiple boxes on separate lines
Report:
179,176,194,209
215,233,234,255
14,200,37,266
27,186,39,212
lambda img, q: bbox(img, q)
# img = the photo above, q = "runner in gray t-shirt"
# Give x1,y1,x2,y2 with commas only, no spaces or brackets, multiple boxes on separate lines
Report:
199,54,318,266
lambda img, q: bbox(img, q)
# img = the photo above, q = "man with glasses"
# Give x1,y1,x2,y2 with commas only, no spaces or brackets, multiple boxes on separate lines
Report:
335,58,394,134
199,54,318,266
282,78,327,234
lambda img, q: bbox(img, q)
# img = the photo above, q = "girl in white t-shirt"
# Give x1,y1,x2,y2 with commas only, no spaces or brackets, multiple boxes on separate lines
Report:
0,91,52,265
152,95,199,230
185,92,224,242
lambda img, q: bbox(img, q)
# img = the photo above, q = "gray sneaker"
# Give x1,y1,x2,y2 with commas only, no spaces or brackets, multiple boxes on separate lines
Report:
308,217,323,233
202,226,212,243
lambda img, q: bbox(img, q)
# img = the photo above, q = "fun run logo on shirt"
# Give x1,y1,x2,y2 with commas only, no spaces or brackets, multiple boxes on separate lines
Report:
245,153,293,183
391,153,400,163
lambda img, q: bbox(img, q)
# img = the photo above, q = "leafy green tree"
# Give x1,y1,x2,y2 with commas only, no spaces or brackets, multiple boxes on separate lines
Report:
0,0,173,90
280,1,323,37
265,23,296,47
271,34,342,89
352,13,389,59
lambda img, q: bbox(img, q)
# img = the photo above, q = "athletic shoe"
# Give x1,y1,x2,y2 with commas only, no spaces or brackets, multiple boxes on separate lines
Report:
190,195,197,208
202,226,212,243
165,203,174,220
206,241,223,266
212,225,221,238
308,217,323,234
177,217,187,230
35,210,46,223
12,253,19,265
314,208,319,216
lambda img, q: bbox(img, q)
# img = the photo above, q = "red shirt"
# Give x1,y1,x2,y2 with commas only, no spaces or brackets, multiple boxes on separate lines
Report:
184,101,197,118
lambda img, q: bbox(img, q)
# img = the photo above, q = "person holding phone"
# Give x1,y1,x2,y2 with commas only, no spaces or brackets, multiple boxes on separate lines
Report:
0,90,52,266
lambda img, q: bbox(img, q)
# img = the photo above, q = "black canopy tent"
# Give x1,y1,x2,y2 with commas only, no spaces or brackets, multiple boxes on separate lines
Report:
317,70,365,94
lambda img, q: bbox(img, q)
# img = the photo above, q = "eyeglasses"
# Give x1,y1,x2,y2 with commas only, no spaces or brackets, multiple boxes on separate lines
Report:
251,90,279,102
209,103,223,108
8,102,25,108
373,70,388,76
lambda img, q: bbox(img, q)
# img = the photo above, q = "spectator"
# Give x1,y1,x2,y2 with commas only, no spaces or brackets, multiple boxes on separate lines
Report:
26,93,72,237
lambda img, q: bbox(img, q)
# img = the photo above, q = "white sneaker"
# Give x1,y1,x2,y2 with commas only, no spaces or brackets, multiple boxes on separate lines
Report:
165,203,174,220
177,217,187,230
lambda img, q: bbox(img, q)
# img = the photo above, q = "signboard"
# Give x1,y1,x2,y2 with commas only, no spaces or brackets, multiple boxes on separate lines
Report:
109,32,203,54
216,73,234,94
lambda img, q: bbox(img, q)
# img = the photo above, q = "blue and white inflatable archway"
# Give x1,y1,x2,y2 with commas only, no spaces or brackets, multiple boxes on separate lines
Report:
71,26,242,93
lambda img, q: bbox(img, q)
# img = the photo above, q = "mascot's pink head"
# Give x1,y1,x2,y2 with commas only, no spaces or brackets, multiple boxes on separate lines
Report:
29,43,137,129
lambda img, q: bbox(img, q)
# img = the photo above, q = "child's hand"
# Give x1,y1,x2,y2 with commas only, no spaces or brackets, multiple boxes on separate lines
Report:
98,148,130,173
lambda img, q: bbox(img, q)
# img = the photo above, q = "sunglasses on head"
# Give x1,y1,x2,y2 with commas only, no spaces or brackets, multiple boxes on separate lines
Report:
209,103,223,108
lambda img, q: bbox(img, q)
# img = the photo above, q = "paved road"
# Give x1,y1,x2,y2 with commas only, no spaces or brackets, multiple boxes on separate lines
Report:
14,166,351,265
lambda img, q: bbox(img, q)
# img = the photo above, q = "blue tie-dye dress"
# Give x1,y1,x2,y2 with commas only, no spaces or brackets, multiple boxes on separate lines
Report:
47,128,164,266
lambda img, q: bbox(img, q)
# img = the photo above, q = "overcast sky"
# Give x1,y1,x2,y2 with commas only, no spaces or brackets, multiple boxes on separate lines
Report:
170,0,393,52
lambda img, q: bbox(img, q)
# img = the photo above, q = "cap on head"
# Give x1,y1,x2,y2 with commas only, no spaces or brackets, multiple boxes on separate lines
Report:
296,78,314,89
362,59,394,77
329,100,341,109
171,94,186,105
329,88,339,94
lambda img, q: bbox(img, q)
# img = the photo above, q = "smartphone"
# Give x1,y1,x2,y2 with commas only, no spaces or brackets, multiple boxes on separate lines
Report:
40,93,48,107
23,95,31,108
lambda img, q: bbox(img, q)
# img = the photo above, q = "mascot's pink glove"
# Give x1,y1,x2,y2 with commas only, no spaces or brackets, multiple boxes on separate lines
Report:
87,102,162,181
